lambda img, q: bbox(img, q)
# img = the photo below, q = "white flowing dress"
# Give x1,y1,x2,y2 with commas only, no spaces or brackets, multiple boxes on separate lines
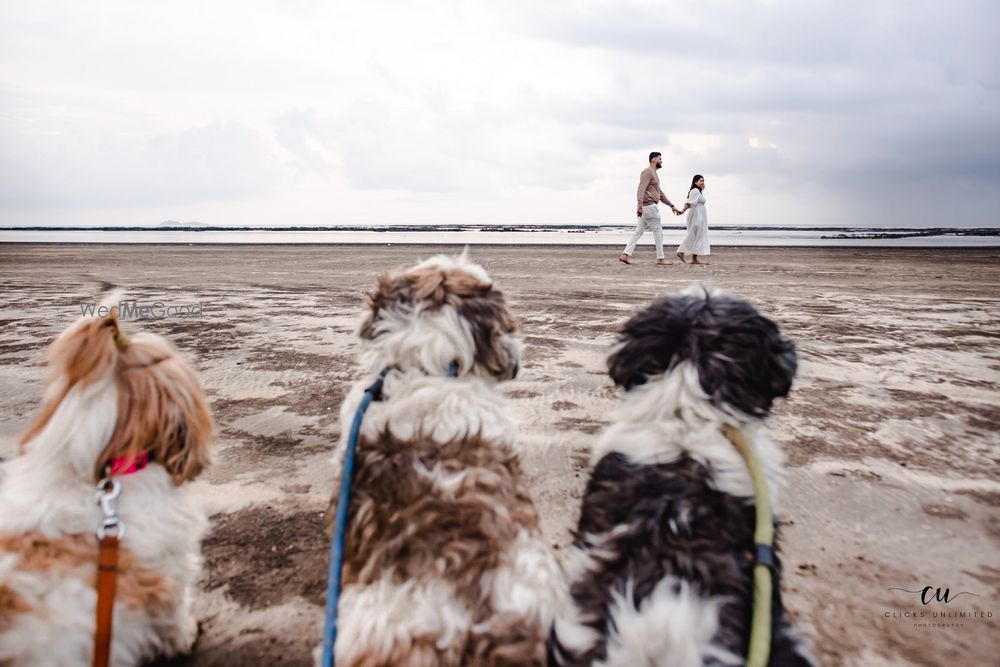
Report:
677,188,710,256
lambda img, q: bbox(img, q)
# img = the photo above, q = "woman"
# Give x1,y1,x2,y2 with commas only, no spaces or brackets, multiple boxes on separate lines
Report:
675,174,710,265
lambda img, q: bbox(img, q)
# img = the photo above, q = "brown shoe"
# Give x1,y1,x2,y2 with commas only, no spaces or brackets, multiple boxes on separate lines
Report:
618,253,631,264
655,259,672,266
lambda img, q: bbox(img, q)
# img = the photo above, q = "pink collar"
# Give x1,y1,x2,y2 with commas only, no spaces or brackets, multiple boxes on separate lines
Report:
108,452,151,476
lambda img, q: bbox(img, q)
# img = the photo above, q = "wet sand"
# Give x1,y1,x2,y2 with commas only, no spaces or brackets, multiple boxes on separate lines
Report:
1,244,998,666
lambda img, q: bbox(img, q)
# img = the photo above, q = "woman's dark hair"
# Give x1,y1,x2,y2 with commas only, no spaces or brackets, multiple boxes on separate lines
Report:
690,174,704,191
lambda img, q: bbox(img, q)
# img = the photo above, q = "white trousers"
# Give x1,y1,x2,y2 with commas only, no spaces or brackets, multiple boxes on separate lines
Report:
623,204,664,259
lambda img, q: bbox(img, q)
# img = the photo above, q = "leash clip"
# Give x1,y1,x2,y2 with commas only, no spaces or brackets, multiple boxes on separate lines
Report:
95,478,125,540
364,367,391,402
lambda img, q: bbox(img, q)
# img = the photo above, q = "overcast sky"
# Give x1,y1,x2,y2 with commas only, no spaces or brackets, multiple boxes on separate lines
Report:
1,0,998,228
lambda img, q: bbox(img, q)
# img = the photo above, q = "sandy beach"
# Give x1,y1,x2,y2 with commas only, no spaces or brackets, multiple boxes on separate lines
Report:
1,244,998,666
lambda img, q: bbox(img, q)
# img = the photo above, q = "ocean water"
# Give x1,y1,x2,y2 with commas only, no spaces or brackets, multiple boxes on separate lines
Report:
0,228,997,247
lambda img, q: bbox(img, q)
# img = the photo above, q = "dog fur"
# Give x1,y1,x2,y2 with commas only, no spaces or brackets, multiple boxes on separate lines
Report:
321,254,565,666
549,285,815,667
0,308,212,666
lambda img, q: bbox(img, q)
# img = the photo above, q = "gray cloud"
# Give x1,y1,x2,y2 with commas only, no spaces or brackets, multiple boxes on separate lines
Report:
520,0,999,80
505,0,1000,225
2,0,998,227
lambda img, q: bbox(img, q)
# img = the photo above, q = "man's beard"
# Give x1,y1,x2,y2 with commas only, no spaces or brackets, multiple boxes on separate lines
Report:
655,163,662,169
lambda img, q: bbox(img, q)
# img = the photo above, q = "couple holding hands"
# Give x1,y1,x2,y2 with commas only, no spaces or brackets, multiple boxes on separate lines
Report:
618,151,710,266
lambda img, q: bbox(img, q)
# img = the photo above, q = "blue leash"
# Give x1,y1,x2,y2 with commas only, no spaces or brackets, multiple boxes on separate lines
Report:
320,362,459,667
320,367,389,667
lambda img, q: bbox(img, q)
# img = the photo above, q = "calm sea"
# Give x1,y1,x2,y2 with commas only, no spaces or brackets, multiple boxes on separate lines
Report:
0,228,997,247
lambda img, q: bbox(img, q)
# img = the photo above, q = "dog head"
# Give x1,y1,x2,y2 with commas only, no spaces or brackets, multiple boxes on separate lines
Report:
607,285,796,418
20,306,213,484
358,253,520,380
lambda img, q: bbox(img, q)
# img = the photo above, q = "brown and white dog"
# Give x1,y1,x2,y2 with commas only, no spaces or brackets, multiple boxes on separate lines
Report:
322,254,565,666
549,286,814,667
0,307,212,666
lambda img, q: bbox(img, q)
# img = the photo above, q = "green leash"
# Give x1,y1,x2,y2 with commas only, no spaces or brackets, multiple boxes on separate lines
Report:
722,424,774,667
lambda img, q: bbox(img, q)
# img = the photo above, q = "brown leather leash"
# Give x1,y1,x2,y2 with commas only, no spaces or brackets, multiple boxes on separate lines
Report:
93,478,125,667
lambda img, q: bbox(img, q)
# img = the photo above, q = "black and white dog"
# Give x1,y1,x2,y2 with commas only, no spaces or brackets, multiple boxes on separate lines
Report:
550,285,814,667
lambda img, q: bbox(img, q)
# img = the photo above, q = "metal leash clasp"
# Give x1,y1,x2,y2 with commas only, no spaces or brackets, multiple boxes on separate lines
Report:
95,477,125,541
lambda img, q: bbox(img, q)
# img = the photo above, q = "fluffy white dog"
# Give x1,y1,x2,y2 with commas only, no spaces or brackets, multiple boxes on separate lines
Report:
323,254,565,666
0,308,213,666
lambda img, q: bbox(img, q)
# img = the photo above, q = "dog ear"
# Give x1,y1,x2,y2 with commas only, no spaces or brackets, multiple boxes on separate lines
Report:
96,337,213,483
20,313,123,449
607,296,693,390
428,259,520,379
692,297,797,417
453,284,520,380
359,270,413,340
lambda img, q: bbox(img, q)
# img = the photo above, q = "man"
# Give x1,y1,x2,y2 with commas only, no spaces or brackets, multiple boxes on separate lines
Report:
619,152,680,265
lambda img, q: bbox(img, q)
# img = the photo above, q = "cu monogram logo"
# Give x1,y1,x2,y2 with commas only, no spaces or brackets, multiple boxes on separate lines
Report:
889,586,981,605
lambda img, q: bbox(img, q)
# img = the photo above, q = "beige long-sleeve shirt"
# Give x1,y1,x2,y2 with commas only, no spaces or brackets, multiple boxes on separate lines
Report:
637,167,673,208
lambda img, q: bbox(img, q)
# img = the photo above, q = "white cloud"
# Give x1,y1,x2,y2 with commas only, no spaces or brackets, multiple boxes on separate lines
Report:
0,117,282,208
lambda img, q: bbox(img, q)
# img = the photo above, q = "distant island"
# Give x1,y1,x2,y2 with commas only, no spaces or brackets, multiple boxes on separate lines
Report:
157,220,208,228
818,228,1000,239
2,224,998,239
